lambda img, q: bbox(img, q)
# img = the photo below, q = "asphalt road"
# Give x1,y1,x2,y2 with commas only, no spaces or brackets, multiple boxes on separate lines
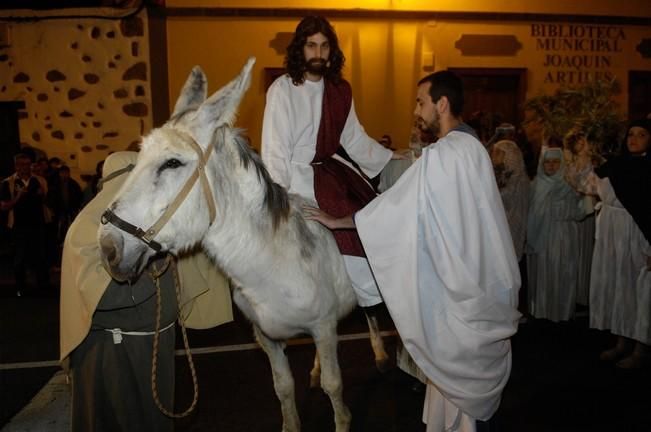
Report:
2,259,651,431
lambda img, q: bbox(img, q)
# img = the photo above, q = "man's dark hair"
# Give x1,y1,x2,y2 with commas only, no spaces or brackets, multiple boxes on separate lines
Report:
14,152,32,163
285,15,345,86
418,71,464,117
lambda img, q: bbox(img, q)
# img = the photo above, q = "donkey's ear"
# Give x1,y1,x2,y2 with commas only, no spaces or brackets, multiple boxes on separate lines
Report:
192,57,256,145
171,66,208,118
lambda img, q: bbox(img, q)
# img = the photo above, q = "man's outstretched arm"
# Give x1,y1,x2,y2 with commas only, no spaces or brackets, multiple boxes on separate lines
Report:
303,205,355,230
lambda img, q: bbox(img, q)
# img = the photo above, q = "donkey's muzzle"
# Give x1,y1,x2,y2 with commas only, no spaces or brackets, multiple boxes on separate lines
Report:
100,233,123,270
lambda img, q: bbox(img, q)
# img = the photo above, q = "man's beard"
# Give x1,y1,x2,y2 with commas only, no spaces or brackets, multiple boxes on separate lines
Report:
305,58,327,75
417,115,440,142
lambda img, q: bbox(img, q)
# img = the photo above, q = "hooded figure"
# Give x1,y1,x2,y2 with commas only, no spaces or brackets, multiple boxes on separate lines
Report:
526,147,590,322
491,139,529,260
571,119,651,368
60,151,233,431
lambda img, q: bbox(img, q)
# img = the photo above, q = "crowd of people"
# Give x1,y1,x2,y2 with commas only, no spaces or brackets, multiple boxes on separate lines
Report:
0,151,97,296
481,117,650,371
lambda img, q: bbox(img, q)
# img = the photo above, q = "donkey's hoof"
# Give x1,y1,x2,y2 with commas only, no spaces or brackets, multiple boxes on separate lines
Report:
335,407,352,432
375,357,391,374
309,374,321,388
281,416,301,432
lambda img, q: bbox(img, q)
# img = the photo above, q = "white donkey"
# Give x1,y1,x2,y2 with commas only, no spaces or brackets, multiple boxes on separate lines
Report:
97,58,387,432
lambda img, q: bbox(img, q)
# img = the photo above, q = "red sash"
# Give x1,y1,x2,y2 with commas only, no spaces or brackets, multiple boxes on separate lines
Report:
312,80,377,257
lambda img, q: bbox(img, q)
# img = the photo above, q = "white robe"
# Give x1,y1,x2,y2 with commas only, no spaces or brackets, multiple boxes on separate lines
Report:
526,197,589,321
526,194,589,322
492,140,529,261
356,131,521,430
261,74,392,306
581,172,651,344
575,212,595,307
526,148,591,322
562,164,596,307
376,154,429,383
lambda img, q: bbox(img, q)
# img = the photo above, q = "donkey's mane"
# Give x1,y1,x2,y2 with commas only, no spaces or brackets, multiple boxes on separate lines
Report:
229,129,290,230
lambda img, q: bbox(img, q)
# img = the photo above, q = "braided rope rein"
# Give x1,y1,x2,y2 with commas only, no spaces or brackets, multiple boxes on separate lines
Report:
149,255,199,418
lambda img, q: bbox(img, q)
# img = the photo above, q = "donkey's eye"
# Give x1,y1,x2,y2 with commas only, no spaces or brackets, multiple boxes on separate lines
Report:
160,158,184,172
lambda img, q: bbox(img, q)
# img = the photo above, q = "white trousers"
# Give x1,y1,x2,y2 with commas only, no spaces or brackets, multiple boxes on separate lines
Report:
343,255,383,307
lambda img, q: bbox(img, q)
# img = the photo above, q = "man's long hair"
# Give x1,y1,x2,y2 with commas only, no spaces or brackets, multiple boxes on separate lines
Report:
285,16,345,85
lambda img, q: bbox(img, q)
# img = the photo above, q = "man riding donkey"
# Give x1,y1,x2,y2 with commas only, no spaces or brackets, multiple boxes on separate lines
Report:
261,16,407,371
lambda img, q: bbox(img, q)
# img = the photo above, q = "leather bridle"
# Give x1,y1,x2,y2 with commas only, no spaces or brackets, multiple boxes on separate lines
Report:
101,131,219,252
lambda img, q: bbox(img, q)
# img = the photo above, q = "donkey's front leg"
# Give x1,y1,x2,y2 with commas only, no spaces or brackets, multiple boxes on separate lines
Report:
309,351,321,388
253,325,300,432
313,325,351,432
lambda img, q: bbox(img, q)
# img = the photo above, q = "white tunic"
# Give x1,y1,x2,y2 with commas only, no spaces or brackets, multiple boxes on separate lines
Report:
564,164,596,307
575,213,595,306
526,148,591,322
261,75,392,306
261,75,391,202
526,195,589,321
580,172,651,344
526,191,589,322
356,131,521,430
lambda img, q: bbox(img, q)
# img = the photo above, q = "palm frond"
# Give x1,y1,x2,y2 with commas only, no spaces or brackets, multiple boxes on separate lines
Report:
524,79,624,155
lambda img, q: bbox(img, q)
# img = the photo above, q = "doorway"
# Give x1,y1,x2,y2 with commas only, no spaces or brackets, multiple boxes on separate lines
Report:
447,68,527,143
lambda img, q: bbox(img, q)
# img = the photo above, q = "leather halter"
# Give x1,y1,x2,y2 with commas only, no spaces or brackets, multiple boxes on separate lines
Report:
101,131,219,252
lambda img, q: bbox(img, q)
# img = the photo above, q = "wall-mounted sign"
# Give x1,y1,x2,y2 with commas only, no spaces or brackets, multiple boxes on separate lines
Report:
532,24,625,84
455,34,522,56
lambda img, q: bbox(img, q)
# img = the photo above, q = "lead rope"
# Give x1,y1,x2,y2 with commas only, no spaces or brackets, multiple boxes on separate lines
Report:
149,255,199,418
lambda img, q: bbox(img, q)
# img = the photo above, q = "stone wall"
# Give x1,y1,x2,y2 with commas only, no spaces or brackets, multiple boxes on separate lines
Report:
0,7,152,176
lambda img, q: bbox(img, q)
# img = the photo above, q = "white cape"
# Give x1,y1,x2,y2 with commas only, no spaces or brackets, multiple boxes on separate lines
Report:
356,131,521,421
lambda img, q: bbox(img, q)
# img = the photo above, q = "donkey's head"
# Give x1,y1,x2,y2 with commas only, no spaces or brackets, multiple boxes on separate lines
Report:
98,57,255,281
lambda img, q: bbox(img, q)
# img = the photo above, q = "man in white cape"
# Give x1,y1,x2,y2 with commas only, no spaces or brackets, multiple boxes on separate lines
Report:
305,71,521,432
